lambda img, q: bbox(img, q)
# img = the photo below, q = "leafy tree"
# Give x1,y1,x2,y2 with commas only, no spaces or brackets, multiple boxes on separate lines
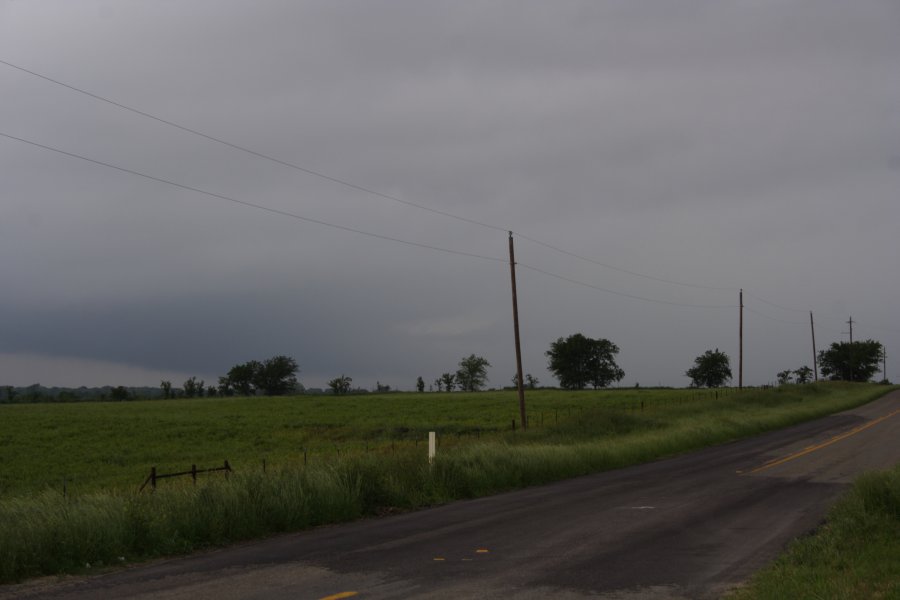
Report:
4,386,17,403
512,373,540,390
818,340,883,382
439,372,456,392
777,370,793,385
375,381,391,393
546,334,624,390
183,377,201,398
416,376,425,393
253,355,299,395
160,380,173,399
225,361,260,396
686,349,732,388
328,375,353,395
217,376,234,397
456,354,491,392
793,366,813,384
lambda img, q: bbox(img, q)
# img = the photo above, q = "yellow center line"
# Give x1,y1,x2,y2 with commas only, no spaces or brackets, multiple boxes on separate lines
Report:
740,407,900,475
317,593,358,600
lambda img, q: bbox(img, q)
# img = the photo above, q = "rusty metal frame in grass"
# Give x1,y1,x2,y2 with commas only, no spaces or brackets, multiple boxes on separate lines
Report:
139,460,232,492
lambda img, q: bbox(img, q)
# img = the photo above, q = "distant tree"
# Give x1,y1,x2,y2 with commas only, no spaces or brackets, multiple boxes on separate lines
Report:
253,355,299,395
375,381,391,393
224,360,262,396
546,334,624,390
512,373,540,390
439,372,456,392
328,375,353,395
416,376,426,393
777,370,793,386
433,377,442,392
217,376,234,397
110,386,130,401
3,386,16,403
456,354,491,392
686,349,732,388
793,366,814,384
818,341,883,382
206,386,217,397
183,377,200,398
160,380,173,399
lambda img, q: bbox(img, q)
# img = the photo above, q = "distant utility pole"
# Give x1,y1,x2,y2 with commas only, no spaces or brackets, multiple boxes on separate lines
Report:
508,232,527,430
739,289,743,389
810,311,818,381
844,315,855,381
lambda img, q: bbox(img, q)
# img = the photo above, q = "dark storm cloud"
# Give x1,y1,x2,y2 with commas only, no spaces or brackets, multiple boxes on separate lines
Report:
1,0,898,387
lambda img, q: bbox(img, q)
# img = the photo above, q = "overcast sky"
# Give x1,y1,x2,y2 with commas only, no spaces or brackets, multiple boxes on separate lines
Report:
1,1,898,391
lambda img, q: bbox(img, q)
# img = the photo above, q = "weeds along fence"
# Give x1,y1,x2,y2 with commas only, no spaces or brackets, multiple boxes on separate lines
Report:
139,461,232,492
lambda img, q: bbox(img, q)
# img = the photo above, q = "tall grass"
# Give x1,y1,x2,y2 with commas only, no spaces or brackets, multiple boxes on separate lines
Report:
732,463,900,599
0,383,893,584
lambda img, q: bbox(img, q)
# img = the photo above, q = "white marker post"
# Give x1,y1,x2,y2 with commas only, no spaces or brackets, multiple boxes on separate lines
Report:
428,431,436,465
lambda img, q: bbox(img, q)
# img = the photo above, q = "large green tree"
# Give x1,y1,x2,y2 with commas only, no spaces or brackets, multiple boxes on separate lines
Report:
456,354,491,392
254,355,300,395
818,340,883,382
546,334,624,390
686,349,732,388
220,356,300,396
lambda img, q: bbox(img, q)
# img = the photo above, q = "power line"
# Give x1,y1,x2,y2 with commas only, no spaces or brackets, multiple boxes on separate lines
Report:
517,263,736,309
0,131,507,264
0,58,509,236
1,57,738,293
742,291,810,314
515,233,738,292
744,307,808,326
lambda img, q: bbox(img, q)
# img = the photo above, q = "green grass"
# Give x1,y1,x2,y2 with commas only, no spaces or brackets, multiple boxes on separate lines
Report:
0,382,893,584
732,463,900,599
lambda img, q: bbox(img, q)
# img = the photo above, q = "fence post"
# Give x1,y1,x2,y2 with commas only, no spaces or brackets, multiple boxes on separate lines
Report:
428,431,436,465
191,464,197,484
224,460,231,478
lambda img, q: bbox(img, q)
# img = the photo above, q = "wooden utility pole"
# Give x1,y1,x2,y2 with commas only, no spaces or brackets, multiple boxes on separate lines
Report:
508,232,527,430
810,311,818,381
845,315,855,381
739,289,743,389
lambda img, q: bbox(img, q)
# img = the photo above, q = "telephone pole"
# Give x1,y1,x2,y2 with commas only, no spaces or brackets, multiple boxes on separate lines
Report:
508,232,527,430
810,311,818,381
844,315,855,381
739,289,743,389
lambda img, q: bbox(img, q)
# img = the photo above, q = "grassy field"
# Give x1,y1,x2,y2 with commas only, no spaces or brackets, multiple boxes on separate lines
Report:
0,382,893,583
732,463,900,599
0,386,769,497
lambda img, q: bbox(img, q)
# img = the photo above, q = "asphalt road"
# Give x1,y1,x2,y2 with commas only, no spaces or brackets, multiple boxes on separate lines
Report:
4,391,899,600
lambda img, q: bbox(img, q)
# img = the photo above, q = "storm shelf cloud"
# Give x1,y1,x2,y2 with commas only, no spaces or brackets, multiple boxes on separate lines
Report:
1,0,898,390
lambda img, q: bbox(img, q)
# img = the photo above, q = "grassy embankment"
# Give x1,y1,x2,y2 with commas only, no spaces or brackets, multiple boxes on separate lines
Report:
0,382,892,583
733,463,900,599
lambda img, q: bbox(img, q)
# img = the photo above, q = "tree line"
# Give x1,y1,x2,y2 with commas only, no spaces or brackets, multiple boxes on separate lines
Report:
2,335,887,404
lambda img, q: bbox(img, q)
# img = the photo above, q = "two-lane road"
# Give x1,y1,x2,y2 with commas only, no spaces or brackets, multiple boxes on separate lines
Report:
5,391,899,600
